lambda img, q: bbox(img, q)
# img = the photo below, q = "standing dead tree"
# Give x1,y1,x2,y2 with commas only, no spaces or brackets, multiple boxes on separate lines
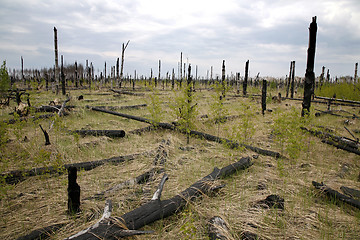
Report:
302,16,317,116
290,61,295,98
120,40,130,88
286,61,293,98
261,79,267,115
54,27,59,94
243,60,249,96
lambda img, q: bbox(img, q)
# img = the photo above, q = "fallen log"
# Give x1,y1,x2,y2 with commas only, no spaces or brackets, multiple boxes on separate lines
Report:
314,96,360,105
16,223,65,240
340,186,360,199
128,126,155,135
74,129,125,138
312,181,360,210
92,104,147,111
36,105,75,113
89,107,282,158
315,109,358,119
321,139,360,155
66,157,253,239
1,151,148,184
110,89,145,96
208,216,232,240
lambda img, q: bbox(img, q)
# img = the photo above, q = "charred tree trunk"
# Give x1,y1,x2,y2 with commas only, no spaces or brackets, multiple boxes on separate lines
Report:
261,79,267,115
120,40,130,88
54,27,59,94
286,61,293,98
39,124,51,145
243,60,249,96
75,61,78,88
221,60,226,98
68,167,80,214
290,61,295,98
21,56,25,86
319,66,325,90
172,68,175,90
355,62,358,83
61,55,66,95
65,157,253,240
302,16,317,117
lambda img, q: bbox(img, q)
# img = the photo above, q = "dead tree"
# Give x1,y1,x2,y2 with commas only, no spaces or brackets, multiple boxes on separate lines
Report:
261,79,267,115
243,60,249,96
355,62,358,83
290,61,295,98
21,56,24,86
221,60,226,98
74,129,125,138
301,16,317,116
54,27,59,94
39,124,50,145
319,66,325,90
61,55,66,95
68,166,80,214
65,157,253,239
75,61,78,88
208,216,232,240
120,40,130,88
286,61,293,98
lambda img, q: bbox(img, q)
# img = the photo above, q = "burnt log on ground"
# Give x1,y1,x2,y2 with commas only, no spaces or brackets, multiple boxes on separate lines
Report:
314,96,360,105
208,216,232,240
16,223,65,240
128,126,155,135
89,107,283,158
312,181,360,210
92,104,147,111
1,152,148,184
110,89,145,96
65,157,253,239
4,113,58,124
301,127,360,155
315,109,359,119
74,129,125,138
36,105,75,113
340,186,360,199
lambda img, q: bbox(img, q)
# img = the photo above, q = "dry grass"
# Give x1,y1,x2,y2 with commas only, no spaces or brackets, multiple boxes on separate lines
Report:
0,86,359,239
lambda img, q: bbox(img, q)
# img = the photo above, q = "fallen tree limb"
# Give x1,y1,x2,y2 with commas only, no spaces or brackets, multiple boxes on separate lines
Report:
315,109,358,119
93,104,147,111
340,186,360,199
314,96,360,105
312,181,360,210
128,126,155,135
16,223,65,240
66,157,253,239
74,130,125,138
110,89,145,96
89,107,282,158
1,151,149,184
36,105,75,113
208,216,233,240
301,127,359,155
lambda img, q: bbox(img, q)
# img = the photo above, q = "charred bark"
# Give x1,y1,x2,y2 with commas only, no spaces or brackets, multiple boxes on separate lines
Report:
302,17,317,116
16,223,65,240
243,60,249,96
1,152,148,184
74,130,125,138
39,124,50,145
312,181,360,209
65,157,253,239
261,79,267,115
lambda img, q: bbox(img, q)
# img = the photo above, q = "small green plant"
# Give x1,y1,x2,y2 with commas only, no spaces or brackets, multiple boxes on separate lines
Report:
146,79,163,125
210,81,228,137
179,208,198,239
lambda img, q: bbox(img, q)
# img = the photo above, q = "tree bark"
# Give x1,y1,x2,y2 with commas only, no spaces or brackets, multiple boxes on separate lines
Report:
65,157,253,239
16,223,65,240
1,152,148,184
354,62,358,83
261,79,267,115
54,27,59,95
312,181,360,209
301,17,317,116
120,40,130,88
74,129,125,138
39,124,51,145
286,61,293,98
243,60,249,96
290,61,295,98
61,55,66,95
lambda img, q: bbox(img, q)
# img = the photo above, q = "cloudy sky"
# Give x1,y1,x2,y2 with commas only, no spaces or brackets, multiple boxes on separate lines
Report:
1,0,359,78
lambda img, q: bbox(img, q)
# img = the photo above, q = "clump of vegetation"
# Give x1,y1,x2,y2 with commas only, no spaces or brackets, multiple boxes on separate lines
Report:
210,81,228,137
146,79,163,125
272,107,313,160
0,61,10,103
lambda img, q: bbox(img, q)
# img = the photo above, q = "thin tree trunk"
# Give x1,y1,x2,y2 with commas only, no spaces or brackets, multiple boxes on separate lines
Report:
61,55,66,95
54,27,59,95
261,79,267,115
301,16,317,116
75,61,78,88
290,61,295,98
120,40,130,88
243,60,249,96
286,61,292,98
221,60,226,98
355,62,358,83
319,66,325,90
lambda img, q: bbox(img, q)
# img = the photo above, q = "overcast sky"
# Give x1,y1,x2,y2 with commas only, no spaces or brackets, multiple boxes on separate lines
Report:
1,0,359,78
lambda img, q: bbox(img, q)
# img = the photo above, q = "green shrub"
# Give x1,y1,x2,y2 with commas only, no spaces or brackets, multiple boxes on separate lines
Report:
0,61,10,102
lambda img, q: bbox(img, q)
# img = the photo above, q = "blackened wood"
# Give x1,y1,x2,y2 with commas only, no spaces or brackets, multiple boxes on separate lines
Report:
243,60,249,96
66,157,252,239
90,107,282,158
16,223,65,240
302,16,317,116
208,216,232,240
68,166,80,214
314,96,360,105
315,109,358,119
74,130,125,138
54,27,59,94
39,124,50,145
61,55,66,95
120,40,130,88
355,63,358,82
290,61,295,98
255,194,284,210
340,186,360,199
321,139,360,155
261,79,267,115
110,88,145,96
75,61,78,88
286,61,293,98
319,66,325,89
128,126,155,135
222,60,226,98
36,105,75,113
151,173,168,200
1,152,147,184
312,181,360,209
21,56,24,86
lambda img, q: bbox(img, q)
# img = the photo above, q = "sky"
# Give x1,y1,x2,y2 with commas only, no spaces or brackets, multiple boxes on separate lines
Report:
0,0,359,79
